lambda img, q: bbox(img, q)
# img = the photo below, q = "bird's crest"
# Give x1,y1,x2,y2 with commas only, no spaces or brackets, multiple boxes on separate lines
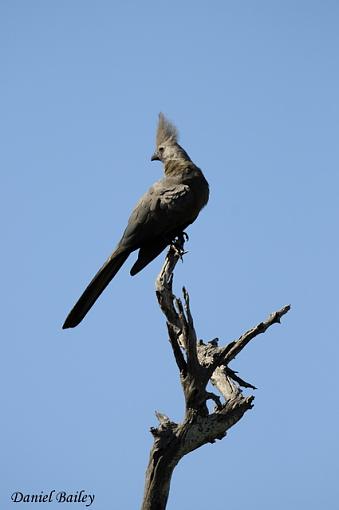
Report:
156,113,179,146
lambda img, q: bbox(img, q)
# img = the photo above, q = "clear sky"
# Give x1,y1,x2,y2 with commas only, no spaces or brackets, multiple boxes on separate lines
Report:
1,1,339,509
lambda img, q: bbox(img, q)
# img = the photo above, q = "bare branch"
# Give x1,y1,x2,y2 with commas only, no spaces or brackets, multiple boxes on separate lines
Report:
223,304,291,365
226,367,257,390
166,322,187,375
142,244,290,510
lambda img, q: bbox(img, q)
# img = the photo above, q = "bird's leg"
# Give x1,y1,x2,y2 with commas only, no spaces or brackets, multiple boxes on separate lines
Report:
179,231,189,243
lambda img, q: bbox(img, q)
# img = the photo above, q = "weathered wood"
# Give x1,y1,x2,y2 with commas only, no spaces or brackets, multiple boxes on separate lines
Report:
141,239,290,510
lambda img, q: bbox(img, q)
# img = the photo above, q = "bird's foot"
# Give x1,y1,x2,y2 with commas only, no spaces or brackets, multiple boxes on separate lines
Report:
170,232,188,261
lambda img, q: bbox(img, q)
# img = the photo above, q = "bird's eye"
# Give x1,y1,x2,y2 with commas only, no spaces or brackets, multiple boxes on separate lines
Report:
158,146,164,152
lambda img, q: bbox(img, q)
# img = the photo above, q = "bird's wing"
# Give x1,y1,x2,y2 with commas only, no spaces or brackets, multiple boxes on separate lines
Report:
119,182,194,250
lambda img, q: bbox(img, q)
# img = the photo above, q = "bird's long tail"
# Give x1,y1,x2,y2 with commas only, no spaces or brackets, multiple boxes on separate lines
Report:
62,248,130,329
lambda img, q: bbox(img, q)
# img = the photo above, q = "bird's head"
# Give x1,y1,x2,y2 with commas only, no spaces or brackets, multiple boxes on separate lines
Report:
151,113,191,164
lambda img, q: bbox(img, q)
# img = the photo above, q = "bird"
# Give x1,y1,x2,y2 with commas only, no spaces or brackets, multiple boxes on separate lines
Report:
62,113,209,329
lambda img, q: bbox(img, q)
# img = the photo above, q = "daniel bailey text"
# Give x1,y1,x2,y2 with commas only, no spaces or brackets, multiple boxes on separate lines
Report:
11,490,95,507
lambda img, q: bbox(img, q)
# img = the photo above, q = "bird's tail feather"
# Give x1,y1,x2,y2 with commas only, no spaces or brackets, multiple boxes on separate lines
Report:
62,248,130,329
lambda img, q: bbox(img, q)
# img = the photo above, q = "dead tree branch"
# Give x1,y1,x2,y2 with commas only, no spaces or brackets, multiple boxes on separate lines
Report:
141,238,290,510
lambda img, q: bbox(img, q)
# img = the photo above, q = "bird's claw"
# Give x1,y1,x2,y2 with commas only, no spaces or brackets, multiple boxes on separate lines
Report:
170,242,186,260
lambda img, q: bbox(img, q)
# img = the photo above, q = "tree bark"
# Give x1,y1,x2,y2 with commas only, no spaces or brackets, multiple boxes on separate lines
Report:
141,239,290,510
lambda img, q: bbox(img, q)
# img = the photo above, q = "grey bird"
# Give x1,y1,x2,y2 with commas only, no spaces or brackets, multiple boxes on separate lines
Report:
62,113,209,329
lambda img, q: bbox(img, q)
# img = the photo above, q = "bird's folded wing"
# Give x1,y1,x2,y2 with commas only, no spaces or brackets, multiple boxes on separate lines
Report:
119,183,194,249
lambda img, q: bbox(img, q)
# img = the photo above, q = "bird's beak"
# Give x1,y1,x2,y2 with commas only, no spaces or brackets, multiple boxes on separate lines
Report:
151,152,160,161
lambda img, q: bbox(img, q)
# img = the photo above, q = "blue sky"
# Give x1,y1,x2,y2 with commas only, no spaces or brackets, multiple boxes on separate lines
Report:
1,1,339,509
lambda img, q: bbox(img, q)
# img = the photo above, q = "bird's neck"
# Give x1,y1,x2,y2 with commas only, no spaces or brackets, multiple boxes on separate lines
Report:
164,158,196,177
